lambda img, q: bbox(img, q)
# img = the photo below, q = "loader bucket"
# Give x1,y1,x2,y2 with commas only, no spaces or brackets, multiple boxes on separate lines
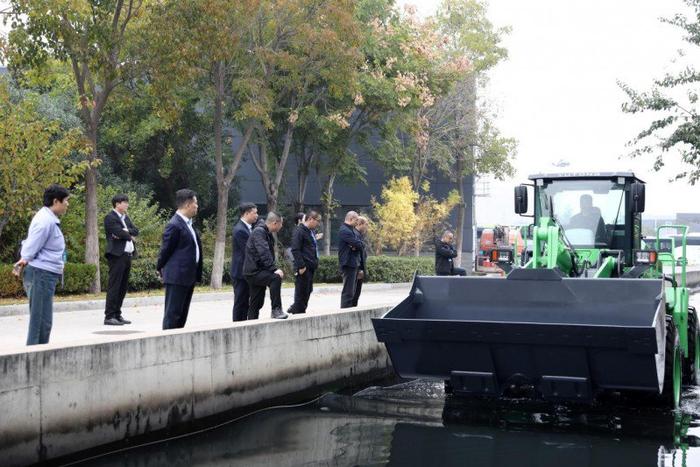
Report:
372,269,666,402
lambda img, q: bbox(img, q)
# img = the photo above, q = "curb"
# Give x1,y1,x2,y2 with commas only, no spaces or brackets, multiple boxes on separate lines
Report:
0,282,411,318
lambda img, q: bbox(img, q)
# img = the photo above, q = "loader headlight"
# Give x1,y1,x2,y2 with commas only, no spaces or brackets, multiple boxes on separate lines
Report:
634,250,658,265
490,249,514,264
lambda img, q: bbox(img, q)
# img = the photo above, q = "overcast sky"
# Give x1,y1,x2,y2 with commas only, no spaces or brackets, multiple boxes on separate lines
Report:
400,0,700,224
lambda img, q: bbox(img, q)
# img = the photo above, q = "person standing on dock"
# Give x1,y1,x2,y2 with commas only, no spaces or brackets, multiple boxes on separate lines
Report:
338,211,364,308
103,194,139,326
231,202,258,322
244,212,287,320
157,189,203,330
287,210,322,315
351,216,369,307
14,184,70,345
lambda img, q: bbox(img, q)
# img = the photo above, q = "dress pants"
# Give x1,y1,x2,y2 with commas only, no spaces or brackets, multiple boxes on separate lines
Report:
288,268,315,314
246,271,282,320
163,283,194,329
453,267,467,276
351,277,363,307
232,278,249,321
340,266,359,308
105,253,132,319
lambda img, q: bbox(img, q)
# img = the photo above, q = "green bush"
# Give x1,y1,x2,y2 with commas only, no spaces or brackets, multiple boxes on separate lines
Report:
0,263,96,298
314,255,434,283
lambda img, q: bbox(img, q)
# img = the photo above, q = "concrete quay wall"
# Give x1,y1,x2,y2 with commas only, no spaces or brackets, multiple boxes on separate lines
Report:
0,306,392,466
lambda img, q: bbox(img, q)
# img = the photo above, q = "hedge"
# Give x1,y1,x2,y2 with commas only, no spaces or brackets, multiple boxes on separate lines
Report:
0,255,435,298
0,263,97,298
314,255,434,283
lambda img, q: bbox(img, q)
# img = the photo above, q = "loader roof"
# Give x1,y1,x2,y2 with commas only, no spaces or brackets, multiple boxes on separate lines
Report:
528,171,644,183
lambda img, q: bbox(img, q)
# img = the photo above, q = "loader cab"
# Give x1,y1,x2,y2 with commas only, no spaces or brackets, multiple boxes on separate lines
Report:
516,172,645,266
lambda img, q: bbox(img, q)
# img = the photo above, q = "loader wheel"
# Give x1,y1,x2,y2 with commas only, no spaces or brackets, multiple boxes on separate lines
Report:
661,316,682,409
683,307,699,386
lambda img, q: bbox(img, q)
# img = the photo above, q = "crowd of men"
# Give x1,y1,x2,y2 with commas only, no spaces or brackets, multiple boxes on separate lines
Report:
13,185,391,345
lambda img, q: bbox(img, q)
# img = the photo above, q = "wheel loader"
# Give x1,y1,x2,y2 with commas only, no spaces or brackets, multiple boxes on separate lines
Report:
372,172,699,407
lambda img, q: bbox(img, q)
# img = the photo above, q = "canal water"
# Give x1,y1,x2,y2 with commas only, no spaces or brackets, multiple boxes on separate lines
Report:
78,380,700,467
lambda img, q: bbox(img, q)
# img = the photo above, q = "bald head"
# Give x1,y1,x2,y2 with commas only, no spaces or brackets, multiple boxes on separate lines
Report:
345,211,359,226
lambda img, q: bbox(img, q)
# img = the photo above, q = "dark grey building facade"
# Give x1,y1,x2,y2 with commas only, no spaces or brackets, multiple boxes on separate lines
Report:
235,148,474,253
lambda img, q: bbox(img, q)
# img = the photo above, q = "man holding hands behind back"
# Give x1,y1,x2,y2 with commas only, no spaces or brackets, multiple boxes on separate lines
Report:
103,194,138,326
338,211,365,308
157,189,203,329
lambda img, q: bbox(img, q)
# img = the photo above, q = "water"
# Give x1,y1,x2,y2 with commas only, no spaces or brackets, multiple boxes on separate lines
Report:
77,380,700,467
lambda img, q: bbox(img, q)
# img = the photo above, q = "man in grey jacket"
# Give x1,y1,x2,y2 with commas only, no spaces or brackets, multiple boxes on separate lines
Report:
14,185,70,345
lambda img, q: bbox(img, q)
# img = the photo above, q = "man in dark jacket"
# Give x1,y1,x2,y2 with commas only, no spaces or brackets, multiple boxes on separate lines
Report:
338,211,365,308
244,212,287,320
103,194,139,326
231,202,258,321
435,230,466,276
351,216,369,307
287,210,322,315
157,189,204,329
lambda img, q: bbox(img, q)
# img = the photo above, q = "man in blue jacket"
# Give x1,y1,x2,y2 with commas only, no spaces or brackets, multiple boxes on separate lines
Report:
338,211,365,308
231,202,258,321
157,189,203,329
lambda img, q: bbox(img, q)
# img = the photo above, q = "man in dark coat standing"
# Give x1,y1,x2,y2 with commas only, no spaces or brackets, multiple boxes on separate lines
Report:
231,202,258,321
351,216,369,307
103,194,139,325
244,212,287,320
338,211,365,308
435,230,466,276
287,210,322,315
157,189,204,329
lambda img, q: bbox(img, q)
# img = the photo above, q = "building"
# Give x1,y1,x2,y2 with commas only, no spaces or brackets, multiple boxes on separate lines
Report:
235,147,475,258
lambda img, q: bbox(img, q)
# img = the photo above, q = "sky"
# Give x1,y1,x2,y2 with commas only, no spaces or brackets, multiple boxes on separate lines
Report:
399,0,700,225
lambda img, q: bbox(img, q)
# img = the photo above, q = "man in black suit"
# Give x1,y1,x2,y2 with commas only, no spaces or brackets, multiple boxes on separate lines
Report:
103,194,139,325
157,189,204,329
338,211,365,308
351,216,369,307
231,202,258,321
244,212,287,320
287,210,322,315
435,230,466,276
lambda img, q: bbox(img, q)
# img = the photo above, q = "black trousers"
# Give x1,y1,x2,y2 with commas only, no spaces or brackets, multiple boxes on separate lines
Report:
437,267,467,277
352,277,363,307
163,283,194,329
105,254,132,319
341,266,359,308
232,278,249,321
246,271,282,320
288,268,315,314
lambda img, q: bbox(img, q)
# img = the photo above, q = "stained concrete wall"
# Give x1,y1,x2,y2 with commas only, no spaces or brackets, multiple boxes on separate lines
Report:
0,306,392,466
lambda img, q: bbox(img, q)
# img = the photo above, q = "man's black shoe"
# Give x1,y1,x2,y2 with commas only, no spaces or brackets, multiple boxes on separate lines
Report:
104,318,123,326
117,316,132,324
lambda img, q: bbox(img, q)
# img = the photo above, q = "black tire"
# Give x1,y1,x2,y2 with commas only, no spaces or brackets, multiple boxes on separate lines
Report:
660,315,681,408
683,307,698,386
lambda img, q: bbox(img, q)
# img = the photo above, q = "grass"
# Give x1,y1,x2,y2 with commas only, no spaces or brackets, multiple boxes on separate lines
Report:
0,282,300,307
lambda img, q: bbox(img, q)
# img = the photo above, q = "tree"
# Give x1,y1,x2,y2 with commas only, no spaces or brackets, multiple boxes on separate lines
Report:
0,78,87,240
8,0,149,292
620,0,700,183
247,0,362,214
143,0,260,289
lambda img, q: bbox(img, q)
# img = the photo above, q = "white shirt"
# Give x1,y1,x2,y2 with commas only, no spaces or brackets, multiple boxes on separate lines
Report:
177,212,200,263
242,220,253,232
114,209,134,254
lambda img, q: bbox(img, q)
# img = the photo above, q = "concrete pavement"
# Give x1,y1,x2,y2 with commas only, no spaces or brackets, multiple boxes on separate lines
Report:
0,283,410,354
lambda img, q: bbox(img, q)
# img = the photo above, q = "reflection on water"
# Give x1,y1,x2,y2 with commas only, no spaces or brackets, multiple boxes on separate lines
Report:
80,381,700,467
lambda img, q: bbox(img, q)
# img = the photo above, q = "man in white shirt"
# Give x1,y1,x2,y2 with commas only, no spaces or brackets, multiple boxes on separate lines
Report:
103,194,139,325
157,189,203,329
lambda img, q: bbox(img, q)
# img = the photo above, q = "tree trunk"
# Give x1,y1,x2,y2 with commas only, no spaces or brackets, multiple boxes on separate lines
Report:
321,173,336,256
84,145,100,293
455,174,466,269
210,61,226,289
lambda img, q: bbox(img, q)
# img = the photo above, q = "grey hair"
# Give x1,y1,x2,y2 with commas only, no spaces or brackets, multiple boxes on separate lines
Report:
266,211,282,223
345,211,359,222
442,230,453,239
